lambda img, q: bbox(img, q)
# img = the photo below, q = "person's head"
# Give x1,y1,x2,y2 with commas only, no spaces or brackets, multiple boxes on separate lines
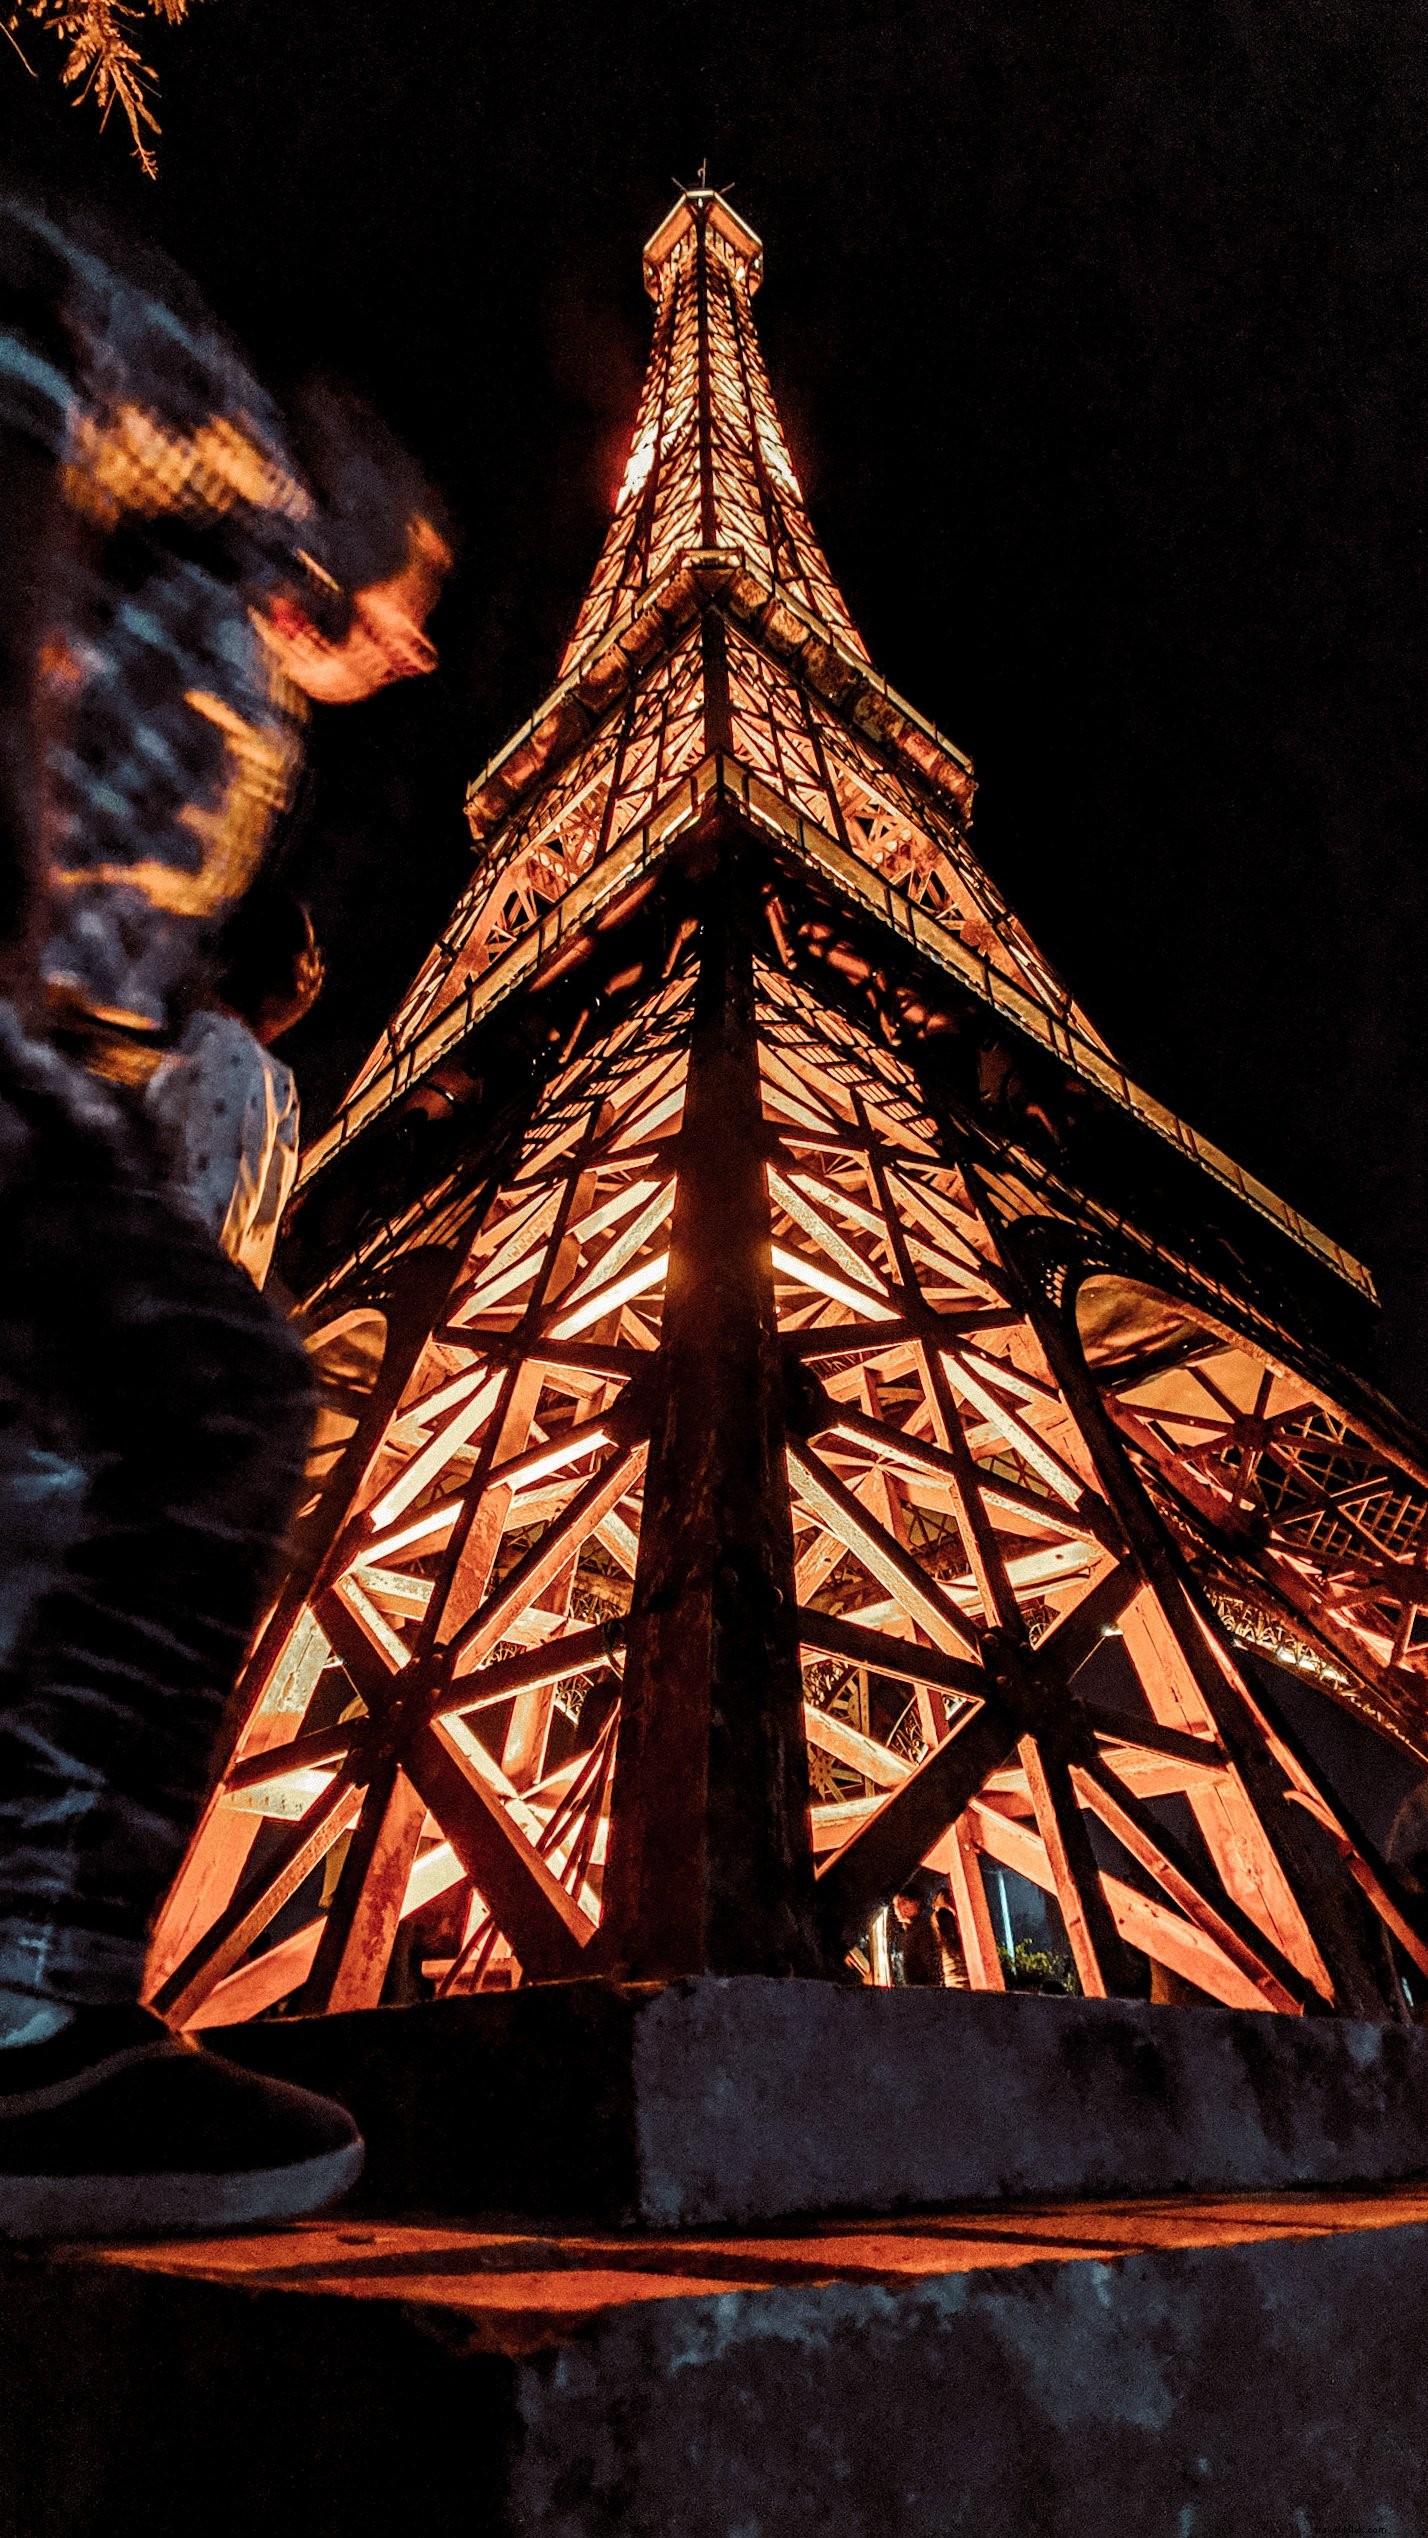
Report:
262,380,452,705
216,888,323,1046
891,1890,923,1927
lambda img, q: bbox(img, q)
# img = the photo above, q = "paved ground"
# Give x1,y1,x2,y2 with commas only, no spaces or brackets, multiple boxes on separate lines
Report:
12,2185,1428,2534
75,2179,1428,2344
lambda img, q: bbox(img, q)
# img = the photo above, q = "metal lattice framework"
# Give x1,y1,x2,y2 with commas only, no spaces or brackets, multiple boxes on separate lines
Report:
149,190,1428,2032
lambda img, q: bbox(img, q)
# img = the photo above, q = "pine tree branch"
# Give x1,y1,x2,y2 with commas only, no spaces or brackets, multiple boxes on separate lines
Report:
3,0,204,176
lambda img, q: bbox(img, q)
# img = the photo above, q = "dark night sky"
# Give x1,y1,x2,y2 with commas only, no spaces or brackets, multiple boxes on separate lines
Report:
6,1,1428,1419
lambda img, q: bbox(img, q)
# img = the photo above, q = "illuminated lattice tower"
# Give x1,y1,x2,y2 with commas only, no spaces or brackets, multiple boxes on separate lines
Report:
151,190,1428,2033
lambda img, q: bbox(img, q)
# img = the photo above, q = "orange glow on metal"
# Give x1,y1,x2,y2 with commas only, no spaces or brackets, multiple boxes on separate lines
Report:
146,193,1424,2045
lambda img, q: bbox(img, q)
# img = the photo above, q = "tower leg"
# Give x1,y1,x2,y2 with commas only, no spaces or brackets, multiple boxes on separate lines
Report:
602,838,818,1978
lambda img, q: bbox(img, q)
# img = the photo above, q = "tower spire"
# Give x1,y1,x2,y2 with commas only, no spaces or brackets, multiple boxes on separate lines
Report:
561,186,866,673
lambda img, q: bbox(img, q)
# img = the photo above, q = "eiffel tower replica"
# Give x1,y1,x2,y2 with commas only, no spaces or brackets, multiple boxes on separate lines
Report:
148,185,1428,2046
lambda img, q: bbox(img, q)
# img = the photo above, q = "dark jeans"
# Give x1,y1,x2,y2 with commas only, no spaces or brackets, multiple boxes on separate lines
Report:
0,1014,312,2004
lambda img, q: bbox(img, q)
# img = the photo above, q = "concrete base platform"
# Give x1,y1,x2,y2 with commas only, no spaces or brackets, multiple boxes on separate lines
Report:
212,1976,1428,2225
7,2186,1428,2535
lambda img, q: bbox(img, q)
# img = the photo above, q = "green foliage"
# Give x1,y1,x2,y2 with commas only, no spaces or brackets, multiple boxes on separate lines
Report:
997,1938,1079,1994
2,0,201,176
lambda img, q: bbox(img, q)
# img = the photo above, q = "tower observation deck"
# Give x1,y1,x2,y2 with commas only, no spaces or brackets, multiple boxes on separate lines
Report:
149,190,1428,2040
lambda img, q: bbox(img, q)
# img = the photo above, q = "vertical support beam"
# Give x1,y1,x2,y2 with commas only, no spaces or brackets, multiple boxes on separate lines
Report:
602,840,818,1977
945,1815,1006,1991
1018,1733,1129,1999
296,1765,427,2015
502,1674,561,1793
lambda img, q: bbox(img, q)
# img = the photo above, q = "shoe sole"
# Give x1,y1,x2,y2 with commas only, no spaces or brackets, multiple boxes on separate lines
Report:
0,2133,364,2240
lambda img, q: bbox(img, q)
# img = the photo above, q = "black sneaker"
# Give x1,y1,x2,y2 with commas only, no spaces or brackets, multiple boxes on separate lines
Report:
0,2004,363,2238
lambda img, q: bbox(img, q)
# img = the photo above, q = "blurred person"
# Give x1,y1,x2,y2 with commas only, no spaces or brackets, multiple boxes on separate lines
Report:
890,1883,970,1989
0,199,447,2238
41,353,448,1068
890,1886,943,1987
